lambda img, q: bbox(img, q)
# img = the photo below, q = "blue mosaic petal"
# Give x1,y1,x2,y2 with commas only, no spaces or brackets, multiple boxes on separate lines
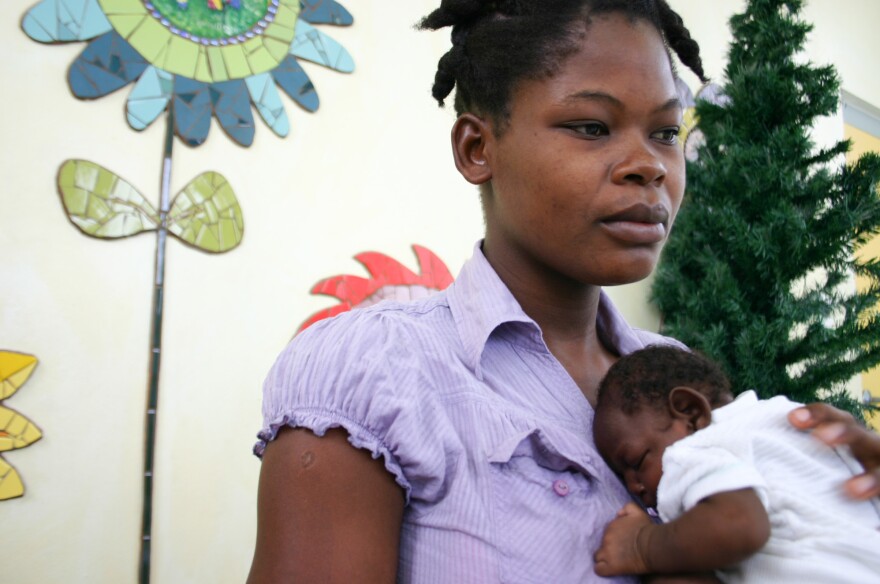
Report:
209,80,255,147
290,21,354,73
68,31,148,99
172,77,212,147
22,0,112,43
245,73,290,137
299,0,353,26
127,66,173,131
271,55,318,112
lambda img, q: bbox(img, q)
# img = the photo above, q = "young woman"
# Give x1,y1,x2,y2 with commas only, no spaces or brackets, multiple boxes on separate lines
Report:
247,2,880,582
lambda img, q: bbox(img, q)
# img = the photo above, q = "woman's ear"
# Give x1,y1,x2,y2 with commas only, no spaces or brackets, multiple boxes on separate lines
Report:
668,386,713,431
451,113,493,185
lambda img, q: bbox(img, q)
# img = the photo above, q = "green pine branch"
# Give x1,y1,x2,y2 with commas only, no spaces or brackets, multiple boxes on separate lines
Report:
653,0,880,418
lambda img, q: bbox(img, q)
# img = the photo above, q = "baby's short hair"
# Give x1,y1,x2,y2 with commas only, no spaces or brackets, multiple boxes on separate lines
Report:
597,345,733,414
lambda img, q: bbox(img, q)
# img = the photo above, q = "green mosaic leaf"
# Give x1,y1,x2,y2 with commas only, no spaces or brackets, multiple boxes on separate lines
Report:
57,160,159,238
168,172,243,253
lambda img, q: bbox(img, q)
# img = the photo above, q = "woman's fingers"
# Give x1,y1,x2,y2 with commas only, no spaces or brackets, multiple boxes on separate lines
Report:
788,403,852,432
788,403,880,500
843,472,880,500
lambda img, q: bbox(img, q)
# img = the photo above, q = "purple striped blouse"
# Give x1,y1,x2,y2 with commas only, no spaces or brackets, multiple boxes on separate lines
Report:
256,242,685,583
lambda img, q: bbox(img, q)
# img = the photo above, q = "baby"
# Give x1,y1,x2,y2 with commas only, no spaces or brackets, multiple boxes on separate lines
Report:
592,345,880,583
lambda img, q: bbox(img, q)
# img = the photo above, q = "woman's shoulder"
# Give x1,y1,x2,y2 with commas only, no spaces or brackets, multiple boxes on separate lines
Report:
629,328,688,351
261,294,460,427
293,293,455,356
257,295,463,501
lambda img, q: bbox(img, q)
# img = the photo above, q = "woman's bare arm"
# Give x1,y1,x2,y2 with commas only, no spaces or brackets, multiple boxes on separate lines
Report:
247,427,406,584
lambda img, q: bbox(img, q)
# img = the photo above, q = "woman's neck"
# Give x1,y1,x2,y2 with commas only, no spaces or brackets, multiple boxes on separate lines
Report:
482,239,617,405
482,238,603,339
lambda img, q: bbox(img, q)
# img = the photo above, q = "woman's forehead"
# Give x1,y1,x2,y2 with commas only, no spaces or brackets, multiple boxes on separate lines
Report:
510,15,677,109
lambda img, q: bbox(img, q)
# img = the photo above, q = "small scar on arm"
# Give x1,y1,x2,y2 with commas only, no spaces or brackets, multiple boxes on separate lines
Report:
300,450,315,469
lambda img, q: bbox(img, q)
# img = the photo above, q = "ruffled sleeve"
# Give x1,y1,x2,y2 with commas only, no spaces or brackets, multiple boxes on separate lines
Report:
657,441,769,522
254,307,457,505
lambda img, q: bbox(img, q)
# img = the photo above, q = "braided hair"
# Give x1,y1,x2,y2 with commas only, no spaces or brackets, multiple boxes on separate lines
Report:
596,345,733,415
419,0,707,129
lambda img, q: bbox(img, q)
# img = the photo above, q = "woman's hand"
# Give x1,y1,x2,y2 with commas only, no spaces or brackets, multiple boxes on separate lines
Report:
788,403,880,500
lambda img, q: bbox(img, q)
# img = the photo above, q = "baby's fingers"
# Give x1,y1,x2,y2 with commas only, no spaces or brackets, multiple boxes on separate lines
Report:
618,501,645,517
593,556,613,577
593,549,624,577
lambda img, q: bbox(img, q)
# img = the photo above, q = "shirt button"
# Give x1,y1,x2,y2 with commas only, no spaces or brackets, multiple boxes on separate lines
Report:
552,479,570,497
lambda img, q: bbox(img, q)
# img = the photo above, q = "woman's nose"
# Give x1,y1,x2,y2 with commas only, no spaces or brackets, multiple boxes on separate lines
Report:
611,138,667,186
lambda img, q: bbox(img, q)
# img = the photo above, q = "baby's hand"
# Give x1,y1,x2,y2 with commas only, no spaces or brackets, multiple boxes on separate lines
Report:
594,502,655,576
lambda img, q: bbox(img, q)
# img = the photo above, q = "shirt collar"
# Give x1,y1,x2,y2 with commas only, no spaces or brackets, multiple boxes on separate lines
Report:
447,241,651,380
447,242,536,380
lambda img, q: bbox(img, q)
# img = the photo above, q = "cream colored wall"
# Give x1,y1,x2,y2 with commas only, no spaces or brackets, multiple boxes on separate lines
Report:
2,2,477,582
2,1,878,582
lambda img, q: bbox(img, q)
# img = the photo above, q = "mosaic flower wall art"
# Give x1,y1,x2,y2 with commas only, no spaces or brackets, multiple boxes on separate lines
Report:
0,351,42,501
299,245,455,332
21,1,354,581
22,0,355,145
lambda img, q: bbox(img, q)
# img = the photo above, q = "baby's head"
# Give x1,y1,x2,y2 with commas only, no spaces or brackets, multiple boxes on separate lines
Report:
593,345,734,507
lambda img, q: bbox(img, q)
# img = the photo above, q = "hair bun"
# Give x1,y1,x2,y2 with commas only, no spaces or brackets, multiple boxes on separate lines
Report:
419,0,501,31
445,0,489,17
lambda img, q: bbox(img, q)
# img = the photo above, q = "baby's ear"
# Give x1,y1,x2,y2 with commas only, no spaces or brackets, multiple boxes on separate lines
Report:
668,386,713,431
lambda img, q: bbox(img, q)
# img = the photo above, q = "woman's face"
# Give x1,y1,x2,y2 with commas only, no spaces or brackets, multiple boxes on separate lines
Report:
482,13,685,288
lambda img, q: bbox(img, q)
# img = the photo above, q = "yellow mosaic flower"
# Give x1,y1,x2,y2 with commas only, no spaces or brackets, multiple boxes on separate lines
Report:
0,351,42,501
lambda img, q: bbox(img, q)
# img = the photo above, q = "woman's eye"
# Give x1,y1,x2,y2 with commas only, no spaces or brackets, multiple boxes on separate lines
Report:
568,122,607,138
653,127,681,144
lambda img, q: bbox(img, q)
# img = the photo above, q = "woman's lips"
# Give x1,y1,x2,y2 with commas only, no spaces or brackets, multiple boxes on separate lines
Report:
601,203,670,245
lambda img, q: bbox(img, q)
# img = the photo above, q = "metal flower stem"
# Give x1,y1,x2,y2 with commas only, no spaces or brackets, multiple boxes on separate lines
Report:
140,106,175,584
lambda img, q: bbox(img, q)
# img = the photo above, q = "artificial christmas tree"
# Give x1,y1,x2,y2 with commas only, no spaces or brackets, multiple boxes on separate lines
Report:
653,0,880,416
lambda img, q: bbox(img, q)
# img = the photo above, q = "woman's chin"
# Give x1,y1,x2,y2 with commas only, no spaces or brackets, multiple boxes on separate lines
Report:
594,259,659,287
